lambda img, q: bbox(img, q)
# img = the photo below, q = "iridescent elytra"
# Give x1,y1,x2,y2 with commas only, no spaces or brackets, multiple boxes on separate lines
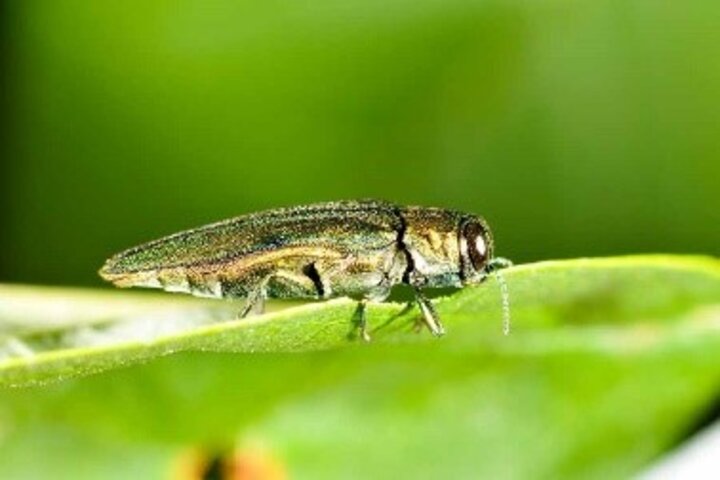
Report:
99,200,511,340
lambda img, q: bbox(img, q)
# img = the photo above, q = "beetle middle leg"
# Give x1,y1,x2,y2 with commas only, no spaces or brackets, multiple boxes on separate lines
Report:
352,299,372,342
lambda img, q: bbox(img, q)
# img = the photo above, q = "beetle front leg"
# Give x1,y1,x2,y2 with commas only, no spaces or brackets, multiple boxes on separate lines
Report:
414,288,445,336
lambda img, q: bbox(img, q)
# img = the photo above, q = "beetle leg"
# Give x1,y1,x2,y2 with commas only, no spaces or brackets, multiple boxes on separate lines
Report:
391,302,424,332
353,299,372,342
237,270,319,319
414,288,445,336
237,279,268,319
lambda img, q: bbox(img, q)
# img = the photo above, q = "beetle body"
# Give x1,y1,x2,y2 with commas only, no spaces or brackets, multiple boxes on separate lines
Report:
100,200,508,338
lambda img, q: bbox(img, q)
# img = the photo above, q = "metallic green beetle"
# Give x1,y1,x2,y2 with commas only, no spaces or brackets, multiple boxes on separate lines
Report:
100,200,511,340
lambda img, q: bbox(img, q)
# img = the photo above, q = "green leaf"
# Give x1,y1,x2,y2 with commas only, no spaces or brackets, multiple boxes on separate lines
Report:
2,255,719,387
1,255,719,479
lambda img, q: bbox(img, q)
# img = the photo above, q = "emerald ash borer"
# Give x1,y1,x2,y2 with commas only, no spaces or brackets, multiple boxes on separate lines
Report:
100,200,512,340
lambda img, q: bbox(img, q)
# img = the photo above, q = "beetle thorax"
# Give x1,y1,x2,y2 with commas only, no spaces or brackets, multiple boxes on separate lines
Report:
400,210,465,288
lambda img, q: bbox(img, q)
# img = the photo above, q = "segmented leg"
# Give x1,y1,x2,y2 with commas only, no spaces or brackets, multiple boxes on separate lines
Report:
414,288,445,336
236,270,319,319
353,299,371,342
237,284,266,318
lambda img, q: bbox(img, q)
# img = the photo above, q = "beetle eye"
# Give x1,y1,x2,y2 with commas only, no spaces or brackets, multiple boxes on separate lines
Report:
462,221,490,271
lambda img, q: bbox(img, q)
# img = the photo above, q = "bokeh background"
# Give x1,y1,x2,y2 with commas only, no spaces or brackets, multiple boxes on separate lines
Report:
2,4,720,479
1,0,719,287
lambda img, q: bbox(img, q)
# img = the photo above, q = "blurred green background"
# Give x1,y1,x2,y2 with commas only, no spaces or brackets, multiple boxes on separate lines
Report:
1,0,719,287
2,3,720,478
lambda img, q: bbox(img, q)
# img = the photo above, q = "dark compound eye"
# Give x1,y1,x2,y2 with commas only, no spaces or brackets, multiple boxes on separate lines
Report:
462,220,490,272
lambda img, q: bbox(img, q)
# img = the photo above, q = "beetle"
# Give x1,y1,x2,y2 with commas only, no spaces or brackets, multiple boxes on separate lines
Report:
99,200,511,340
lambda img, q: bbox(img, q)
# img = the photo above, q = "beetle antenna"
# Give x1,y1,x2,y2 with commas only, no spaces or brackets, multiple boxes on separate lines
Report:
485,257,512,335
494,269,511,335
